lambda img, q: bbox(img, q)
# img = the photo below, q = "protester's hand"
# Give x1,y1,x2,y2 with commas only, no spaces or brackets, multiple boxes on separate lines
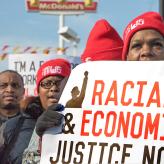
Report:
35,104,64,137
84,71,88,77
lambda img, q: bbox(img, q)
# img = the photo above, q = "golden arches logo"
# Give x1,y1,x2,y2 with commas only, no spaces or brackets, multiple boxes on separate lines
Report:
84,0,93,6
29,0,39,6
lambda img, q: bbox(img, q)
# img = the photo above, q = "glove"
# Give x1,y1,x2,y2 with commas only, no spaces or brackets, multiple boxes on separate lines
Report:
35,104,64,137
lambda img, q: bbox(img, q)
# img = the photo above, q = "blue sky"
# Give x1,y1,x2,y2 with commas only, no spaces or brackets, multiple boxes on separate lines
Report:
0,0,159,70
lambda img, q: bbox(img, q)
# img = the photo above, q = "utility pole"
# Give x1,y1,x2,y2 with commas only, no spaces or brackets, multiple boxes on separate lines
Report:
159,0,164,18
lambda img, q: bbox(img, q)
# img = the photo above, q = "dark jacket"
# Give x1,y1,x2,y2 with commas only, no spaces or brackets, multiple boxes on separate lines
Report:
0,97,43,164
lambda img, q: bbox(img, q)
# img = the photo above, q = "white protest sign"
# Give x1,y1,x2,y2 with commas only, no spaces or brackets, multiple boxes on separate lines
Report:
8,54,81,96
41,61,164,164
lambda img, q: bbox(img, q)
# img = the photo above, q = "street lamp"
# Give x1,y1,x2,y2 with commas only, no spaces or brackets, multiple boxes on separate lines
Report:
58,26,80,56
58,26,80,43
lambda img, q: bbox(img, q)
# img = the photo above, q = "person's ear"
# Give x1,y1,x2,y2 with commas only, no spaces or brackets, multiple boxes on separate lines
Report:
20,87,25,100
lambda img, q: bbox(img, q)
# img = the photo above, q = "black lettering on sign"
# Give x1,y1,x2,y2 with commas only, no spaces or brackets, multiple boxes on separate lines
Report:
108,143,120,164
73,142,85,164
121,144,132,163
14,61,26,72
40,60,44,67
99,142,108,163
29,61,36,71
22,74,36,85
50,140,62,163
88,142,97,164
157,147,164,164
143,145,155,164
50,141,85,164
143,146,164,164
63,113,75,134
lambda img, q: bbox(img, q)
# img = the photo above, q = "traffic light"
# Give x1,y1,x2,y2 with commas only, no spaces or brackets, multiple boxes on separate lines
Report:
84,0,92,6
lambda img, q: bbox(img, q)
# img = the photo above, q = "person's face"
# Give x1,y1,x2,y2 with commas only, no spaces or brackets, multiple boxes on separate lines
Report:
127,29,164,61
71,87,80,98
0,72,25,110
38,75,68,110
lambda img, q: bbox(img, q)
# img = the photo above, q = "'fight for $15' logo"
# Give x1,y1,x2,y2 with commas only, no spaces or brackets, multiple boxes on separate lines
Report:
125,19,144,38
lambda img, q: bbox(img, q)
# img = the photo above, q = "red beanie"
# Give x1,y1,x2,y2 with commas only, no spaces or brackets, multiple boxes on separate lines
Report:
81,19,123,62
36,58,71,92
122,11,164,60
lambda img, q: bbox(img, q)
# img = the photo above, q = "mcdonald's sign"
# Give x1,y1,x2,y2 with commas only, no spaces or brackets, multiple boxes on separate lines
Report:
26,0,97,13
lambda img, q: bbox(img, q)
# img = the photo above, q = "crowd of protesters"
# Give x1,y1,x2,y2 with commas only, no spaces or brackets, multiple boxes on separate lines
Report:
0,11,163,163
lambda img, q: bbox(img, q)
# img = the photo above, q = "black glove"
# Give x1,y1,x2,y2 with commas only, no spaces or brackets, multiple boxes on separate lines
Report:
35,104,64,137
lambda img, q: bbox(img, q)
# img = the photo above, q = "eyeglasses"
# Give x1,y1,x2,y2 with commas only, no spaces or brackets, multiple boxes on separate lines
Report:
40,80,60,89
0,82,22,89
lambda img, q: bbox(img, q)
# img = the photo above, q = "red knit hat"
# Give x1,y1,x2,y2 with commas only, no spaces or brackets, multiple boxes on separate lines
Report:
81,19,123,62
122,11,164,60
36,58,71,92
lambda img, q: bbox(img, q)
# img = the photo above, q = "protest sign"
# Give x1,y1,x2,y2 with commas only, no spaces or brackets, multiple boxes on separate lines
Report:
41,61,164,164
8,54,81,96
